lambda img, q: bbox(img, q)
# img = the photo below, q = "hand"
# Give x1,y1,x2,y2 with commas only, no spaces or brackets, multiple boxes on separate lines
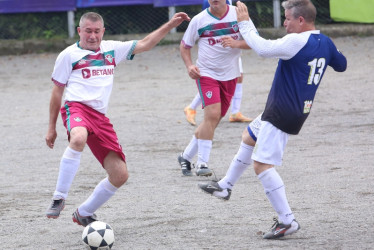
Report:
169,12,191,28
221,36,239,48
187,65,201,79
45,129,57,149
236,1,250,23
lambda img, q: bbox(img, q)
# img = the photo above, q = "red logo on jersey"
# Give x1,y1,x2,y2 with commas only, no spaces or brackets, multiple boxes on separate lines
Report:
82,69,91,79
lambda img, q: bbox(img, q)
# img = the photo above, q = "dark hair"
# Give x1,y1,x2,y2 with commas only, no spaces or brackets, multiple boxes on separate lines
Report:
79,12,104,27
281,0,316,22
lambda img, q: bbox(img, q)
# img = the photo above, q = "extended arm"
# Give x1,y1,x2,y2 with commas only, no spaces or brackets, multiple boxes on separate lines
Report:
133,12,190,54
236,1,304,59
45,84,65,149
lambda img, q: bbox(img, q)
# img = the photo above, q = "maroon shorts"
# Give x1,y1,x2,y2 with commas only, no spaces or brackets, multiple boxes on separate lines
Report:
196,76,237,117
60,102,126,166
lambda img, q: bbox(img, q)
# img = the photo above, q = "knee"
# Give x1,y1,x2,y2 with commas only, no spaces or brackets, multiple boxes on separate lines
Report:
242,128,255,147
206,110,221,127
110,163,129,188
112,166,129,187
253,162,273,176
69,128,88,150
119,170,129,185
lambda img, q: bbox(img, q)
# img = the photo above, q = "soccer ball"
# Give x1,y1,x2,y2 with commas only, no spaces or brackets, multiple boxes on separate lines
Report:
82,221,115,250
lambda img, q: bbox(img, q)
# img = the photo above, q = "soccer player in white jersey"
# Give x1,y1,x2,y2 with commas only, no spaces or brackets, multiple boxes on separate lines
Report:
178,0,253,177
199,0,347,239
184,0,253,126
45,11,190,226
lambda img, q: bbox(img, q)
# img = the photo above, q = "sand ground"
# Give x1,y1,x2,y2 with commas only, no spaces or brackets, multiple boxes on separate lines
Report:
0,35,373,249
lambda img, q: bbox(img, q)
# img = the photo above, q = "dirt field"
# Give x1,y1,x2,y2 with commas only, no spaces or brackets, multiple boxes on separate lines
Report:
0,35,373,249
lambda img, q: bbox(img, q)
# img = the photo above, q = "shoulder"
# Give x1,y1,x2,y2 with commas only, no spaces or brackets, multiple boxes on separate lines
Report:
56,42,78,60
188,10,207,28
318,32,335,44
194,9,208,20
227,5,238,17
228,5,236,12
281,31,317,47
101,40,134,49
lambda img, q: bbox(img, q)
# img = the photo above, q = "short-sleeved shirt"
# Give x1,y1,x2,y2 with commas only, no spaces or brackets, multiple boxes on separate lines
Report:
51,40,137,114
181,5,242,81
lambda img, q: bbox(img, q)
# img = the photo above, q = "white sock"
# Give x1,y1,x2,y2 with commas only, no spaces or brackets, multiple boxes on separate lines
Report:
219,142,253,189
258,168,295,224
78,177,118,216
197,139,212,165
53,147,81,200
190,93,202,110
231,83,243,114
182,135,198,162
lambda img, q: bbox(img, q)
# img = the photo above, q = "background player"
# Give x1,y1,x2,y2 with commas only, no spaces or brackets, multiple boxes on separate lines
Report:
183,0,252,126
178,0,252,177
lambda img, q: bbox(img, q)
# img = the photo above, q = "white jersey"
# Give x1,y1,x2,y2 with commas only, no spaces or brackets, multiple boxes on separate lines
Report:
51,40,137,114
181,5,242,81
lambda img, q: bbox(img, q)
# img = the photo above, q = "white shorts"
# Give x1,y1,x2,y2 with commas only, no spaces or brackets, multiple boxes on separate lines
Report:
247,113,262,141
251,120,289,166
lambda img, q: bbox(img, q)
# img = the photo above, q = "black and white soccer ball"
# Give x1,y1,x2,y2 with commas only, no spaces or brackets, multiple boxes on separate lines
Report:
82,221,115,250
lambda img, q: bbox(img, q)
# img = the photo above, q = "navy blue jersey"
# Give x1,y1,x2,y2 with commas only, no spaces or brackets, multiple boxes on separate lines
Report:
262,33,347,134
238,20,347,135
202,0,231,10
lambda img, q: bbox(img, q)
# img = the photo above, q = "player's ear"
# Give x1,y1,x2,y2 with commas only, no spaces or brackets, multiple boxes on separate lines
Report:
298,16,304,25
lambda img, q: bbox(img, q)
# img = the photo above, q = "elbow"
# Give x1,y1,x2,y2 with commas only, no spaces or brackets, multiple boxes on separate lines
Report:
335,59,348,72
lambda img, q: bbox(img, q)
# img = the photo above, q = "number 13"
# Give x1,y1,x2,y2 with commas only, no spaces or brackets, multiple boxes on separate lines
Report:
307,58,326,85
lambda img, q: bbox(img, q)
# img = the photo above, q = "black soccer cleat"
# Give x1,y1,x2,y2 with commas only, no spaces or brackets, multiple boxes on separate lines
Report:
263,218,300,239
72,209,98,227
178,153,193,176
198,181,231,200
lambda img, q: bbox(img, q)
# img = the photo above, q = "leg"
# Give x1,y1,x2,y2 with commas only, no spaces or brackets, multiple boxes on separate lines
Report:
255,161,299,239
46,126,88,219
55,127,88,198
229,74,253,123
184,92,201,126
190,92,202,110
195,102,221,166
73,152,128,226
230,74,243,115
251,122,299,238
179,103,221,176
199,126,255,199
103,151,129,188
181,102,221,176
218,127,255,189
255,162,294,224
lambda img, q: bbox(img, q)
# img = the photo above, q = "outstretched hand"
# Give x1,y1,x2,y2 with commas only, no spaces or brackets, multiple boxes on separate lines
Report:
169,12,191,28
236,1,250,23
